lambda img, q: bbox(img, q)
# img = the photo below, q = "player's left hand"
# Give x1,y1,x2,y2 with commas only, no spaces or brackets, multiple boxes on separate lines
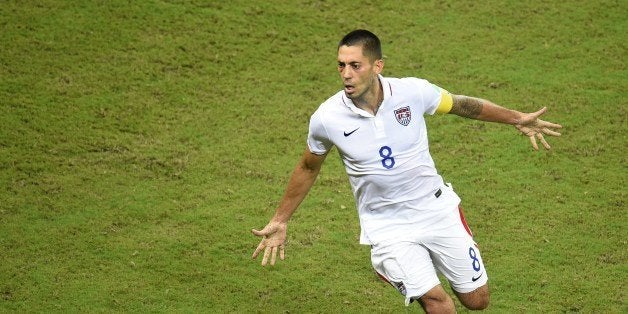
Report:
515,107,562,150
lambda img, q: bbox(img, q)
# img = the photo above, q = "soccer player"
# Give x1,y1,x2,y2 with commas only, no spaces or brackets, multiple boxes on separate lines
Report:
251,29,562,312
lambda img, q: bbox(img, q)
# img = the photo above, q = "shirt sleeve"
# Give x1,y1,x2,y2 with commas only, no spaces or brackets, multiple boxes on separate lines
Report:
307,110,333,155
435,88,453,114
409,78,453,115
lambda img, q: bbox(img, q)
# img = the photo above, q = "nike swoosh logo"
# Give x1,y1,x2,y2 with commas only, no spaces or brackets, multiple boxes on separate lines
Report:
344,127,359,137
472,272,484,282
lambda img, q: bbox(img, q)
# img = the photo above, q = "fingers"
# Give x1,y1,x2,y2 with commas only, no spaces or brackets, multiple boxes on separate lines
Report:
270,246,278,265
524,108,563,130
529,132,555,150
252,240,265,259
529,135,539,151
542,127,561,137
532,106,547,118
538,133,551,150
252,240,284,266
521,107,547,124
251,228,268,237
279,245,285,261
251,228,268,261
537,118,563,132
262,246,271,266
541,121,563,129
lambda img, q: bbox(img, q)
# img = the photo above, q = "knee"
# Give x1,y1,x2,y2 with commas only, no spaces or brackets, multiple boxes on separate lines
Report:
458,285,490,310
418,287,455,313
463,297,489,310
419,296,455,313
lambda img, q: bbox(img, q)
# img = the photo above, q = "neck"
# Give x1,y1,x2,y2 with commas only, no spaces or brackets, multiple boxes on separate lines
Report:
355,79,383,115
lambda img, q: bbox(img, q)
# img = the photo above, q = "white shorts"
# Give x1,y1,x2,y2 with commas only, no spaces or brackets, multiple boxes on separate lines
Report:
371,205,488,306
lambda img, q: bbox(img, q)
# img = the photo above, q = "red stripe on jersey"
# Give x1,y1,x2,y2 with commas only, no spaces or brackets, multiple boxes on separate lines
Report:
375,271,390,284
458,205,474,237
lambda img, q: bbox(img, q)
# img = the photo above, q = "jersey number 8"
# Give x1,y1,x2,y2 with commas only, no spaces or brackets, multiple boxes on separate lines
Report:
379,146,395,169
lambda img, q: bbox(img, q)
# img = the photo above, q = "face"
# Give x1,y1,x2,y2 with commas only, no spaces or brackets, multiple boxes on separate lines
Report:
337,45,383,101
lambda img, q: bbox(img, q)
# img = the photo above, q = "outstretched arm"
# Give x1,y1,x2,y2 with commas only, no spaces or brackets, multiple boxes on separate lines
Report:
251,148,327,266
450,95,563,150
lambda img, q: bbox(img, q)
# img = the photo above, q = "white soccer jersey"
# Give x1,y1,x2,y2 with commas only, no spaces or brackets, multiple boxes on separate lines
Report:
308,75,461,245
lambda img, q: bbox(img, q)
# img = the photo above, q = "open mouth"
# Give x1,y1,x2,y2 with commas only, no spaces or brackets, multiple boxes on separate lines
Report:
344,84,355,94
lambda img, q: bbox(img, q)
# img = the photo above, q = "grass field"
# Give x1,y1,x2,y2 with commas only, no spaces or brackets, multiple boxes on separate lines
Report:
1,0,626,312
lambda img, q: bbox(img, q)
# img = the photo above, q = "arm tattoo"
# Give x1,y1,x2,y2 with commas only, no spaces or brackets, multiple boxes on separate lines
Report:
451,95,484,119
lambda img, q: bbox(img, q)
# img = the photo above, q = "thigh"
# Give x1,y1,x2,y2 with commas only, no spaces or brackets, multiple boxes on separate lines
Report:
426,211,488,293
371,241,441,305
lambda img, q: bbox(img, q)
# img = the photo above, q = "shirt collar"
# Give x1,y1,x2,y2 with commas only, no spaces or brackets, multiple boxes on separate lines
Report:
341,75,390,118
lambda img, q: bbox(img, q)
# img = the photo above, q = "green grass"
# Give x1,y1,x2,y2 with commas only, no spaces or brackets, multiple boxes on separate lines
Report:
1,0,625,312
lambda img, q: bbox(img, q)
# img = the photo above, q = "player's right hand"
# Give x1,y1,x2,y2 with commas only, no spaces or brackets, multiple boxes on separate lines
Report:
251,221,287,266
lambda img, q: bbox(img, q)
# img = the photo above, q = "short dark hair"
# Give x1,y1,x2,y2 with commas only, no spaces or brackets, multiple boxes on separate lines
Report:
338,29,382,61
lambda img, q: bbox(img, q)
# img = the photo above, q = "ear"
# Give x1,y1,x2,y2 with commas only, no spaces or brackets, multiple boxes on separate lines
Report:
373,59,384,74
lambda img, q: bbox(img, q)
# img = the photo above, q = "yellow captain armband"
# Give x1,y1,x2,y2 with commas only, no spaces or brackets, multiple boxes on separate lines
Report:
436,90,453,114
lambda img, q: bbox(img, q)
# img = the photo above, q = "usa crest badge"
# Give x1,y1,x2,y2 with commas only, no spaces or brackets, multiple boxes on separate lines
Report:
394,106,411,126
